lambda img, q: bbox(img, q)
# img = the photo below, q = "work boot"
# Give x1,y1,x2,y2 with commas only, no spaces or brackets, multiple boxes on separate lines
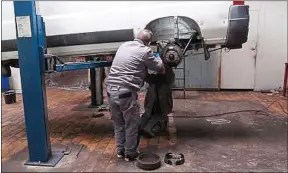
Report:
124,152,140,162
117,150,125,158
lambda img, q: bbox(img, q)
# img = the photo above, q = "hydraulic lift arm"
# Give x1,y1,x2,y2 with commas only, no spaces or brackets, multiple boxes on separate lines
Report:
44,54,112,72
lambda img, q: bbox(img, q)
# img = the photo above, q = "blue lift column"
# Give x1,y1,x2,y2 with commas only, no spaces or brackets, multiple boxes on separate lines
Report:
13,1,64,166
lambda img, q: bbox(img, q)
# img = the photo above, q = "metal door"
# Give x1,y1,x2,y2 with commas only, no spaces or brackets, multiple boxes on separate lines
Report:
173,49,221,89
220,9,259,89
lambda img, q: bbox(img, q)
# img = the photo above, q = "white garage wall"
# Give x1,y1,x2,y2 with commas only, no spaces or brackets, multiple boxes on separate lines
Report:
9,67,22,93
254,1,287,91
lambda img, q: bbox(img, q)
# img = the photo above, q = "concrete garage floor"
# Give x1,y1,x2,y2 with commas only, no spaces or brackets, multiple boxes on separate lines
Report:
1,89,287,172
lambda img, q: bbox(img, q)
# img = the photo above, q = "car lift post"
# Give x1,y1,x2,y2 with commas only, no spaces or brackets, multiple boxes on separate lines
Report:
89,67,104,107
13,1,113,167
13,1,64,166
86,55,105,108
90,68,97,107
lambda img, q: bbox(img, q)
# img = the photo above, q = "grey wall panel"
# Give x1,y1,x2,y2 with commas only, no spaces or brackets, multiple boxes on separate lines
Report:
173,49,220,89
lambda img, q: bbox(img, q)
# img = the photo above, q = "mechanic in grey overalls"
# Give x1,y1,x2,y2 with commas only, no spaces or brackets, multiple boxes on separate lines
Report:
107,29,165,161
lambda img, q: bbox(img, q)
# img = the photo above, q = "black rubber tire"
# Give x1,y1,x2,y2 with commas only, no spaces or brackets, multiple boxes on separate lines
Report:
136,153,161,171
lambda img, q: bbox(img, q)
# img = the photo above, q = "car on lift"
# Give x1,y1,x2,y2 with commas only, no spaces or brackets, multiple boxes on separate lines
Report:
1,1,249,76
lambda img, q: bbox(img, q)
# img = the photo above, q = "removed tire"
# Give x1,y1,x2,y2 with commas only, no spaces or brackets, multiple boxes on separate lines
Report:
136,153,161,170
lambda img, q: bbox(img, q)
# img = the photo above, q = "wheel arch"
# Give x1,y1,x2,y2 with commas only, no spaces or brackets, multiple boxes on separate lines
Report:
144,16,203,42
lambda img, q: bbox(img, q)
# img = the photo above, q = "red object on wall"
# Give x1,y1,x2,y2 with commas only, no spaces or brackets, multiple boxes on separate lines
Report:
233,1,245,5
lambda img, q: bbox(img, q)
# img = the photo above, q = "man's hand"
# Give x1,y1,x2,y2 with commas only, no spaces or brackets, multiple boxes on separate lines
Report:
143,48,164,73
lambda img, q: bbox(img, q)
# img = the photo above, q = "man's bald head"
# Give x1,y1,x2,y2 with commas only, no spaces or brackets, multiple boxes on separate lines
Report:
136,29,153,46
